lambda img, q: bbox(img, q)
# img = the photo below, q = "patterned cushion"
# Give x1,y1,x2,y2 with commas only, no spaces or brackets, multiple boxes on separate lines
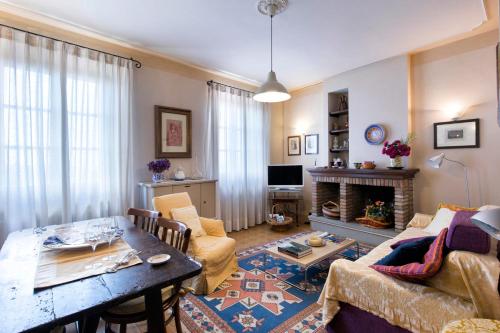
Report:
446,210,490,254
376,237,436,267
370,228,448,282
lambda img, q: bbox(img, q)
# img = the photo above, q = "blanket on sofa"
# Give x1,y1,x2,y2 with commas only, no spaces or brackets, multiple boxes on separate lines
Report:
318,226,500,333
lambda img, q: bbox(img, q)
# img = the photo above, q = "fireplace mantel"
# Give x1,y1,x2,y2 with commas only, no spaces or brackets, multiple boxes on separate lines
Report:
307,167,419,180
307,167,419,243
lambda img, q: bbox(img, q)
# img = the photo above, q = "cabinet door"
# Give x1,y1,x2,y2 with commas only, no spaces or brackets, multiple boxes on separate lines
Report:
200,182,216,218
141,186,172,210
172,184,201,213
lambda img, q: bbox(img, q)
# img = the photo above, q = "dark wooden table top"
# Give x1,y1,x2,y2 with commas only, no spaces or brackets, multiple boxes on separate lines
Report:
0,217,202,333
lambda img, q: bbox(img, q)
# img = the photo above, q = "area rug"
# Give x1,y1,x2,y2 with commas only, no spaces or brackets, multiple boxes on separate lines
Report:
180,232,372,333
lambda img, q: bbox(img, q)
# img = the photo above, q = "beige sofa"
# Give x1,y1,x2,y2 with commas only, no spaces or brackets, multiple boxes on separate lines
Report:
319,210,500,333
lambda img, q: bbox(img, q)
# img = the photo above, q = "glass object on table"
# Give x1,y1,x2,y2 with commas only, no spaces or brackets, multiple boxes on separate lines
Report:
84,221,104,269
101,217,120,261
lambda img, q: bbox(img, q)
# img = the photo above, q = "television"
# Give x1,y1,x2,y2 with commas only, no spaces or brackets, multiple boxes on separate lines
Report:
268,165,303,189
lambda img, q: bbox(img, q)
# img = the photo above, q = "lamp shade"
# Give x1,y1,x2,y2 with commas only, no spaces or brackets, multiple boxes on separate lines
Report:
428,153,445,169
253,71,291,103
471,208,500,240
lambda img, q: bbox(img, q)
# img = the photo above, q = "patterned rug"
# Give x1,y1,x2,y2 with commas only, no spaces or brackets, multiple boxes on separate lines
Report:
180,232,372,333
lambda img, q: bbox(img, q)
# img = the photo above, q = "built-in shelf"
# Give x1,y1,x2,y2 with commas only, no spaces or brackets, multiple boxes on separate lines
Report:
330,148,349,153
329,129,349,135
329,109,349,117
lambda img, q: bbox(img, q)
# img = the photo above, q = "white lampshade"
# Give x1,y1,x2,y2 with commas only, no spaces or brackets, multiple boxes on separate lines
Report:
253,71,291,103
471,208,500,240
428,153,445,169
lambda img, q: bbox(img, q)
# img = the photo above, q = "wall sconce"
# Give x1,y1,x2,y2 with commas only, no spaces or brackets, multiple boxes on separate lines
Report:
443,102,465,120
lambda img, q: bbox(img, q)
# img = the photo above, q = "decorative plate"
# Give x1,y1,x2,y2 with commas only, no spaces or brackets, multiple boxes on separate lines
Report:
364,124,386,145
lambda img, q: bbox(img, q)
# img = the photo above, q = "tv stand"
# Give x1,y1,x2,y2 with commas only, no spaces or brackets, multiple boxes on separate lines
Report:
268,188,304,227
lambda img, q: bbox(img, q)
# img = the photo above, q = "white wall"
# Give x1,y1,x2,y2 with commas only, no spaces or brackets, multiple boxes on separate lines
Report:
323,55,411,167
412,30,500,212
283,84,325,218
133,66,207,196
277,32,500,216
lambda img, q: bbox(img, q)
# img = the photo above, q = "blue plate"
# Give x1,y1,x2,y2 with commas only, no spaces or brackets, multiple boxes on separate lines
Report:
364,124,386,145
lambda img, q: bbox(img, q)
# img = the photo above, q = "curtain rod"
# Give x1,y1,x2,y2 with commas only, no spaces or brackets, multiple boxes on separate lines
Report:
207,80,255,94
0,23,142,68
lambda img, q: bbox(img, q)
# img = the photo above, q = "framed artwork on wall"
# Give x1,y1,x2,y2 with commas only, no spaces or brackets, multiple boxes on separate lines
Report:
305,134,319,154
155,105,192,158
433,118,480,149
287,135,301,156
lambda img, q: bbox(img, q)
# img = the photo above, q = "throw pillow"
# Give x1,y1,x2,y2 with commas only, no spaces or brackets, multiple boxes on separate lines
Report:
376,236,436,266
437,202,478,212
446,210,490,254
370,228,448,282
423,208,456,235
170,205,206,237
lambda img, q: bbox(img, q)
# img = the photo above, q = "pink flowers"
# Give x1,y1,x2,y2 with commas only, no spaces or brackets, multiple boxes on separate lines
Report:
382,140,411,158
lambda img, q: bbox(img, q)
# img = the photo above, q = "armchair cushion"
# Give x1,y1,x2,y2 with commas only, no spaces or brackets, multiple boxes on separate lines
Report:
200,217,227,237
152,192,192,219
171,205,206,237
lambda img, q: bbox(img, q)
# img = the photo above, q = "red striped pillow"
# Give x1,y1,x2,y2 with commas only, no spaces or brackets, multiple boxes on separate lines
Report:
370,228,448,282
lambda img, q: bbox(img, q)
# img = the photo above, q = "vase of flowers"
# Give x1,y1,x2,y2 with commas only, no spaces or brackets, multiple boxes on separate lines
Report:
382,135,413,169
147,159,171,183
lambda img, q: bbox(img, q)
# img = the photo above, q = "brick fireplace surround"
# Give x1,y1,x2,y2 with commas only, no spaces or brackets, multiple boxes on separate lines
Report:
308,168,419,232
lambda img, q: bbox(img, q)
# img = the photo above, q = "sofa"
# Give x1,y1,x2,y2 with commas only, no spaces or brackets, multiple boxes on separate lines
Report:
319,207,500,333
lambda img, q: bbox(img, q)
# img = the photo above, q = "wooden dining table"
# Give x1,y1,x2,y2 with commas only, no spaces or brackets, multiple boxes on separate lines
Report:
0,217,202,333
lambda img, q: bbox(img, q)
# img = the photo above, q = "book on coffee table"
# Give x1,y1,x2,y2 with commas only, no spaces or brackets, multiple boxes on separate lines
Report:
278,241,312,258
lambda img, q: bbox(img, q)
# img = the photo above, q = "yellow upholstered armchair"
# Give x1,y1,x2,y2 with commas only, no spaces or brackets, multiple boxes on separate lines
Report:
153,192,238,295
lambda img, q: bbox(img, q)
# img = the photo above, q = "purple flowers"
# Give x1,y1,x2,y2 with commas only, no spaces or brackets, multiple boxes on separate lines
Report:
382,139,411,158
147,159,171,173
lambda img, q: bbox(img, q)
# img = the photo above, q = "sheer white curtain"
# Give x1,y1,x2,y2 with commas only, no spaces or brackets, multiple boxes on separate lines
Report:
204,83,269,232
0,27,133,244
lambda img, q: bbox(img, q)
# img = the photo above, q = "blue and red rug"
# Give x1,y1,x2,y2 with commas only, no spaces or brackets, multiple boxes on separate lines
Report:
180,232,372,333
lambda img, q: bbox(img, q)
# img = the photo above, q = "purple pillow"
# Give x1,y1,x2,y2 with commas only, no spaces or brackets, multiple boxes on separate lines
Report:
446,210,490,254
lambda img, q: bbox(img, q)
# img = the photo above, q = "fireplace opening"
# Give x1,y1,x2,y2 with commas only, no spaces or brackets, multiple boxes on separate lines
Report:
352,185,395,227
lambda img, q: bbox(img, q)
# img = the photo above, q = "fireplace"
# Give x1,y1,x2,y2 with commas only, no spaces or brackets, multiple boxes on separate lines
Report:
308,168,419,244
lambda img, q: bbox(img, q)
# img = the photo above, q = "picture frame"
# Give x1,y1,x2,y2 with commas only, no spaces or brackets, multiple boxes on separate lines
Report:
305,134,319,155
287,135,301,156
433,118,480,149
155,105,192,158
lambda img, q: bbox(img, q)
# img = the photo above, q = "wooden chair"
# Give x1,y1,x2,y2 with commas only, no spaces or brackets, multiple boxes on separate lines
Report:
127,208,161,234
102,217,192,333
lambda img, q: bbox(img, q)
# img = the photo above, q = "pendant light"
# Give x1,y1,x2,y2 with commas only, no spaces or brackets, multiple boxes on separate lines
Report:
254,0,291,103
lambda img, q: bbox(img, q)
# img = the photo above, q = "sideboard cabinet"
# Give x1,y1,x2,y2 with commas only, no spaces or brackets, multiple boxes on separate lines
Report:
138,179,217,218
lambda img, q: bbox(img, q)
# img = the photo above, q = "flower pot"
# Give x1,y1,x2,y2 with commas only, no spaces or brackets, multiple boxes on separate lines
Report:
152,172,165,183
389,156,403,168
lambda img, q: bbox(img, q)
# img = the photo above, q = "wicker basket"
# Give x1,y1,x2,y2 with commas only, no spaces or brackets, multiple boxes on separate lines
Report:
356,214,393,229
322,201,340,219
266,204,293,231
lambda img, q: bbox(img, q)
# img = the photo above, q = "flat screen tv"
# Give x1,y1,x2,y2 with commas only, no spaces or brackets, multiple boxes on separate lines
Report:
268,165,303,188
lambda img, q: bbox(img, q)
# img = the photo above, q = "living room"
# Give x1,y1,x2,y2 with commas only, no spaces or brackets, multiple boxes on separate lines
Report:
0,1,499,333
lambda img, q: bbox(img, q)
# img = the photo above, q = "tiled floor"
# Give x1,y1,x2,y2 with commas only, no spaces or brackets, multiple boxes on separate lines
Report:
66,222,313,333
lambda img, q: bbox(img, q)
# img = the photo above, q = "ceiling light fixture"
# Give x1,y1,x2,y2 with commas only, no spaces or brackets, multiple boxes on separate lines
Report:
253,0,291,103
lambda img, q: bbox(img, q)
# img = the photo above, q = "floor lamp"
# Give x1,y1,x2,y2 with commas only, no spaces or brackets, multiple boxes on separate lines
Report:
427,153,471,207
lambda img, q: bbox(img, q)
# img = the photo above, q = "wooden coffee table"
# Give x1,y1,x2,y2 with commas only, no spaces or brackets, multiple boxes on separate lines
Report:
261,233,359,291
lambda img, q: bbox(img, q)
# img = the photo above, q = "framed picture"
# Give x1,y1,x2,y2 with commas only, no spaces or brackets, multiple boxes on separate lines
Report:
305,134,319,154
155,105,192,158
287,135,301,156
433,118,479,149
